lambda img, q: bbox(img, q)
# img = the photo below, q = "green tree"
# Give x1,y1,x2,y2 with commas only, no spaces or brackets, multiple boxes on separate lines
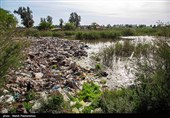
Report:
91,22,98,29
14,6,34,28
38,16,53,30
59,18,64,29
0,8,17,30
69,12,81,27
64,22,76,30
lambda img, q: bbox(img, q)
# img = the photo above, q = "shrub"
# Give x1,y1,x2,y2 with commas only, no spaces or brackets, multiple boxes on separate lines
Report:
52,32,64,37
64,23,76,30
23,102,33,112
25,90,36,101
99,89,139,113
78,82,101,103
25,28,40,37
39,94,64,113
122,28,136,36
39,31,52,37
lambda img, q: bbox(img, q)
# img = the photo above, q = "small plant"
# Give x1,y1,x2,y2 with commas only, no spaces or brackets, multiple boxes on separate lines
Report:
100,79,107,84
25,90,36,101
9,107,17,113
78,82,102,103
95,63,102,70
52,64,58,69
23,102,33,112
39,94,64,113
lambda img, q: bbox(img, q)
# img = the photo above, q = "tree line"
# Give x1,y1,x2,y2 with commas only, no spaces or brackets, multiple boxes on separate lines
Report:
14,6,81,30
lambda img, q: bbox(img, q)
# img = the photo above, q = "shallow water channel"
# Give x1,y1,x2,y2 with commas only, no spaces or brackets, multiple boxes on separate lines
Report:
76,36,157,89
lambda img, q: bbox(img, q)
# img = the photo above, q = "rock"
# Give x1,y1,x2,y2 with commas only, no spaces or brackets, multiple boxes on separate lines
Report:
34,72,43,79
72,107,79,113
1,108,8,113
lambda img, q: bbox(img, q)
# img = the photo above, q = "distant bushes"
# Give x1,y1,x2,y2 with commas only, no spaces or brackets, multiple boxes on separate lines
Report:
75,31,121,40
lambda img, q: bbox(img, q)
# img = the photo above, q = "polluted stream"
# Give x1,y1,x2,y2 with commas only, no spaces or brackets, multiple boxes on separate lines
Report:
76,36,157,89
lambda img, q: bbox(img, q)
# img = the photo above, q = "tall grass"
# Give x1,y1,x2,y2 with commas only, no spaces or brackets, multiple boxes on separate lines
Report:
99,38,170,113
75,31,121,40
97,40,153,68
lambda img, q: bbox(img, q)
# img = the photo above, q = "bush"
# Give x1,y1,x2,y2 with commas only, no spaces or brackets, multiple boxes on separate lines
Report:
39,31,52,37
39,94,64,113
25,28,40,37
52,32,64,37
122,28,136,36
78,82,101,103
99,89,139,113
64,23,76,30
75,31,120,40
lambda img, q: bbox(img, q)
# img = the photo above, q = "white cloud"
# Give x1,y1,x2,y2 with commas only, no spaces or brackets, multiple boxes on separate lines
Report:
1,0,170,25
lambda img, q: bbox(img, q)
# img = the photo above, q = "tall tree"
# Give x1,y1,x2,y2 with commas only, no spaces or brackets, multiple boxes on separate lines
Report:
69,12,81,27
47,16,53,24
59,18,64,29
38,16,53,30
14,6,34,28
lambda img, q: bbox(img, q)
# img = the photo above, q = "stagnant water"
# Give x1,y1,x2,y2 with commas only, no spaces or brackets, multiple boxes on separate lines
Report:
76,36,158,89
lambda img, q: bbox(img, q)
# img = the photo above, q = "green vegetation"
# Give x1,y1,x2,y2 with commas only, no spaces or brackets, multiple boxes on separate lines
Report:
99,39,170,113
14,6,34,28
71,82,102,113
0,8,28,88
25,90,36,101
75,31,121,40
38,16,53,30
69,12,81,27
23,102,33,112
64,22,76,30
97,40,153,68
39,94,64,113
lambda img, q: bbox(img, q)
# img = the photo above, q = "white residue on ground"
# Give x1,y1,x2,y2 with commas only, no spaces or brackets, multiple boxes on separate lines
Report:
77,36,157,89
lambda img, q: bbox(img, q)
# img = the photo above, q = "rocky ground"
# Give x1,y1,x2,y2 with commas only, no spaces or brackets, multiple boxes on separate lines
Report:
0,37,108,113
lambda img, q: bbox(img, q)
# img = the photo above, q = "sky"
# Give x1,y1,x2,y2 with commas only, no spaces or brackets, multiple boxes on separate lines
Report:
0,0,170,26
